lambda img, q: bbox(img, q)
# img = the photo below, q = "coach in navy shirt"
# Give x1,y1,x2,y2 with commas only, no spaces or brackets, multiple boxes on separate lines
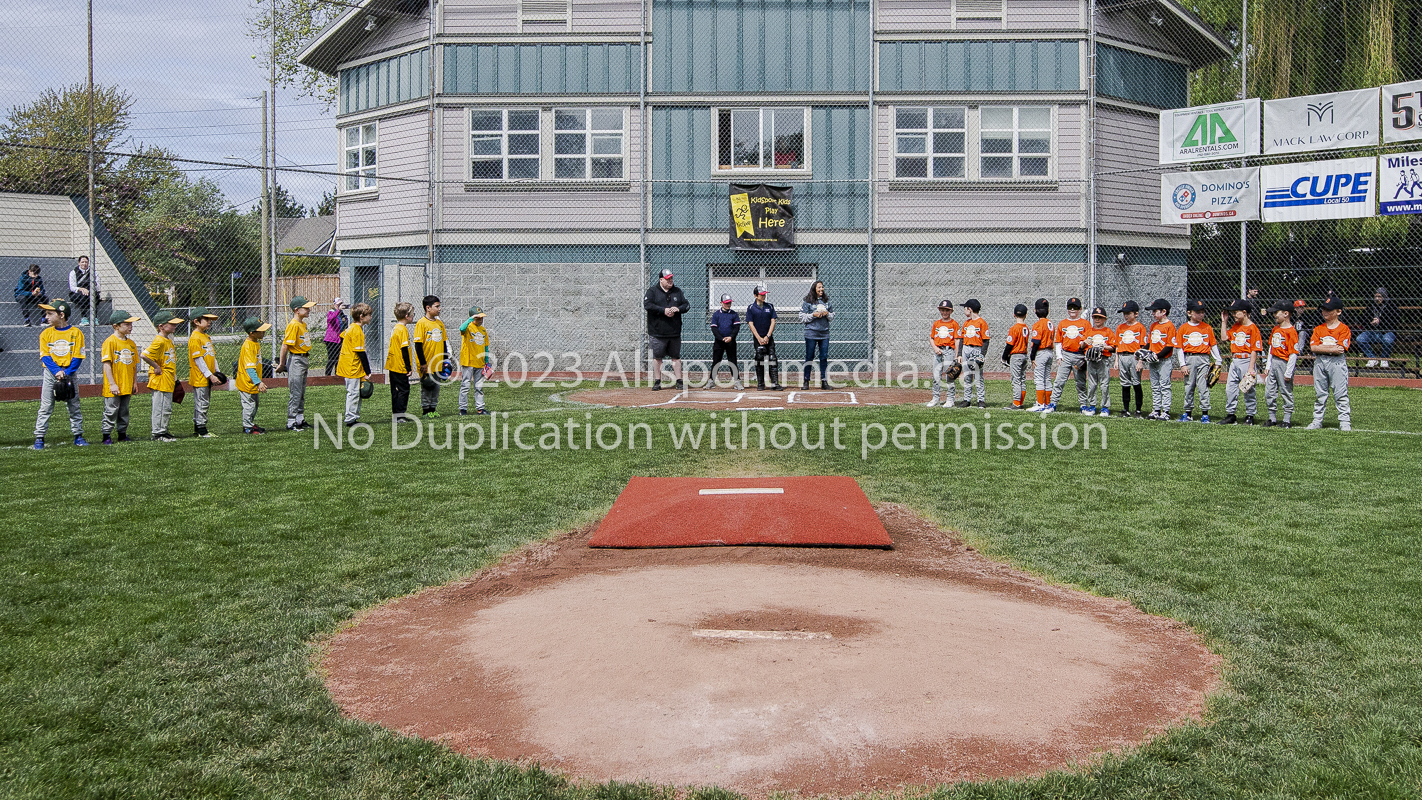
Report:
709,293,744,390
746,285,782,390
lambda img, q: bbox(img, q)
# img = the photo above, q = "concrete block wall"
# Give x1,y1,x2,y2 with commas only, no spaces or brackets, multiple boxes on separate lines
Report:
1092,260,1187,322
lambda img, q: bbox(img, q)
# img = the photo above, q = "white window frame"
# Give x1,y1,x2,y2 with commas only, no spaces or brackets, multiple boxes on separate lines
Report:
977,105,1054,181
889,105,1057,183
469,108,542,181
552,107,628,181
893,106,968,180
715,107,811,174
340,122,378,194
519,0,571,31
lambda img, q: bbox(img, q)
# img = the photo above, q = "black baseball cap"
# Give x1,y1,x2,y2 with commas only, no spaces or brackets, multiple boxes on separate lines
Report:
1034,298,1050,315
1066,297,1083,309
1090,306,1107,318
960,299,981,312
938,299,953,309
1118,300,1140,314
1226,298,1254,313
1146,298,1172,312
1186,299,1206,313
1268,299,1294,313
1321,297,1344,311
1013,303,1028,316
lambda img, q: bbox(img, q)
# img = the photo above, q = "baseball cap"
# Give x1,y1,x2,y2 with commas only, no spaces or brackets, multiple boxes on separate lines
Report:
1090,306,1107,318
1146,298,1172,312
1226,298,1254,313
1066,297,1083,309
755,284,769,296
39,299,73,318
1034,298,1050,314
242,316,272,333
1118,300,1140,314
960,298,981,312
108,310,139,325
289,296,316,310
332,296,343,306
1186,299,1206,313
1013,303,1028,316
1269,299,1294,313
938,299,953,309
1320,297,1344,311
159,311,186,325
190,306,219,320
719,293,733,304
469,305,485,317
659,268,674,280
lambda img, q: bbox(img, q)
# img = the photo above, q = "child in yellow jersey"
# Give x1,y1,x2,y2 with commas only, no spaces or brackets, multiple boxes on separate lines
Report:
143,312,184,441
412,295,449,417
278,296,317,431
101,310,140,445
187,306,222,438
337,303,373,426
386,303,415,417
237,317,271,434
33,299,87,449
459,305,493,415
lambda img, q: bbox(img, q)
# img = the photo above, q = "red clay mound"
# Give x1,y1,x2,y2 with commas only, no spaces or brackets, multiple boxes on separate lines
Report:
587,476,893,548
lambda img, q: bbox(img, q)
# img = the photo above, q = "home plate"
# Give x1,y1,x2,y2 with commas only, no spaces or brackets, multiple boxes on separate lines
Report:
587,476,892,548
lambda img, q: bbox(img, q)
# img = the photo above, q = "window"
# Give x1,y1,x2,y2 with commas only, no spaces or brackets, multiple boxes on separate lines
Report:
955,0,1004,21
470,109,540,180
894,107,966,179
717,108,807,171
342,123,377,192
554,108,625,179
980,107,1052,179
520,0,570,31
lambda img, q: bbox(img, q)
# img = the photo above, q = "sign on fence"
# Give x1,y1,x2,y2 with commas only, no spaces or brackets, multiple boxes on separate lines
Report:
1160,166,1260,224
728,184,795,251
1263,88,1379,155
1380,151,1422,216
1383,79,1422,144
1159,99,1260,164
1261,156,1376,222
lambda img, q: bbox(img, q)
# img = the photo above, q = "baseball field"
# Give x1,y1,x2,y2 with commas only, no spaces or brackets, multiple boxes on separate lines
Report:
3,378,1422,798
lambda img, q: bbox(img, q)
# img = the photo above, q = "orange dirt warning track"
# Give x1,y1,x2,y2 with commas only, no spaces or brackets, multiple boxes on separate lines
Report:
586,476,893,548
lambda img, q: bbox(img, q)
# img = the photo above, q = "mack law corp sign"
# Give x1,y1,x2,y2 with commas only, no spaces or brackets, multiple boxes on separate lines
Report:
1161,166,1260,224
1159,99,1261,164
1263,88,1380,155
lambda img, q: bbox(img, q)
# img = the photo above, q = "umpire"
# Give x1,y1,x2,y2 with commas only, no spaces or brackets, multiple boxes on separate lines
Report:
644,268,689,391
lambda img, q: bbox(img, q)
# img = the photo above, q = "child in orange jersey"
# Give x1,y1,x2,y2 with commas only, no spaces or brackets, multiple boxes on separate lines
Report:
1027,298,1055,411
927,299,961,408
1262,299,1301,428
1143,298,1178,420
1114,301,1147,417
1001,303,1030,409
1176,299,1221,423
1307,296,1352,431
957,299,989,408
1045,297,1089,413
1220,298,1263,425
1081,306,1117,416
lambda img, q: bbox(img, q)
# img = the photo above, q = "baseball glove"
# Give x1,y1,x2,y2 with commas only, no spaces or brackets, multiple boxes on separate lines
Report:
1207,362,1223,387
1085,345,1106,362
173,381,186,405
52,373,75,402
943,361,963,381
420,374,438,391
212,370,228,385
358,379,374,399
1239,371,1257,393
1139,349,1159,364
970,356,985,373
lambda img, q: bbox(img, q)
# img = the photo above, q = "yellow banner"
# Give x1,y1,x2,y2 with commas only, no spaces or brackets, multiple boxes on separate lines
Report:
729,192,754,238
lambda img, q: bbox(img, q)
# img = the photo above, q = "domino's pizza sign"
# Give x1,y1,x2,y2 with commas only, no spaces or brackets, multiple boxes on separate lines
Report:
1261,157,1376,222
1159,166,1260,224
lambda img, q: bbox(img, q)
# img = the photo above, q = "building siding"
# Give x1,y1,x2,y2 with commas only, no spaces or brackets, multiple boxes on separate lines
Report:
337,113,432,238
877,39,1081,92
1097,43,1187,109
346,14,430,61
1095,106,1187,240
340,49,431,115
442,43,642,95
1005,0,1082,30
441,0,643,34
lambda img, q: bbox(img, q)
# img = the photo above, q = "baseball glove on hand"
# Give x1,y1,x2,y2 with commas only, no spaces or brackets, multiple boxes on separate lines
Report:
173,381,186,405
1139,349,1159,364
1085,345,1106,362
212,370,229,385
52,373,75,402
943,361,963,381
1207,362,1223,387
1239,372,1257,393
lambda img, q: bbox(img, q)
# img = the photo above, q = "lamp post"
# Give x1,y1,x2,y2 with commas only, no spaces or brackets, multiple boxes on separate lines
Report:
230,272,241,307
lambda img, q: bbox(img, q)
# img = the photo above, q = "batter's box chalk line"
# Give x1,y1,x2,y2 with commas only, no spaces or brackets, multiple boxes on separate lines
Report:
786,391,858,405
670,391,746,404
692,629,833,641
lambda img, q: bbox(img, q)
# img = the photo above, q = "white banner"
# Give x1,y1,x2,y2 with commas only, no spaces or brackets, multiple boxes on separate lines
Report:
1160,167,1260,224
1383,79,1422,144
1263,88,1379,154
1379,151,1422,215
1159,99,1261,164
1261,157,1376,222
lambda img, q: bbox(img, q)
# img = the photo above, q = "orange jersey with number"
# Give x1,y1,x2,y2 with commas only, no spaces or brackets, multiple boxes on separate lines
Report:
959,318,989,347
1115,322,1146,353
1056,317,1090,352
1310,321,1352,351
1006,321,1030,354
1269,325,1300,359
1030,318,1054,348
1178,320,1216,354
1226,322,1263,358
930,318,959,349
1149,319,1178,354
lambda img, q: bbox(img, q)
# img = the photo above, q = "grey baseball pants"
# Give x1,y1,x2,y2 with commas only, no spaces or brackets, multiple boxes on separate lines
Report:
931,352,958,405
240,391,260,429
1224,358,1257,416
193,385,211,428
287,354,309,428
1180,354,1213,414
1148,357,1173,415
1048,350,1087,407
460,366,486,413
1032,350,1055,402
102,394,130,436
1085,359,1111,409
151,390,173,435
1312,354,1351,425
1009,353,1029,406
960,345,985,403
35,369,83,438
1265,357,1294,421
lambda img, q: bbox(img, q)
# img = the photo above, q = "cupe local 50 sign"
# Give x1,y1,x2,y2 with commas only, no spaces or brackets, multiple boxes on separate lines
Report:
1261,157,1377,222
1159,99,1261,164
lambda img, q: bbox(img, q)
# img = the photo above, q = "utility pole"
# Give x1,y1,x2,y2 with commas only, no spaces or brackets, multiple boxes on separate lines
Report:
87,0,97,386
270,0,280,330
1239,0,1248,299
261,90,271,321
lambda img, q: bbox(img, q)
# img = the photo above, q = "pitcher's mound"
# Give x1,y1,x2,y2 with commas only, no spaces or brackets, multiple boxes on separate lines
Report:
322,505,1220,797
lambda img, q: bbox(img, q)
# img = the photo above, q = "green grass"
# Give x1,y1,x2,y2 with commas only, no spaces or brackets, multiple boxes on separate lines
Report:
3,378,1422,799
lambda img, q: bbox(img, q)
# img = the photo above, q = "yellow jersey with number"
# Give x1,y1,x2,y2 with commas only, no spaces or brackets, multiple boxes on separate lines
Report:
460,323,490,368
145,334,177,393
337,323,367,379
188,330,217,388
39,324,85,369
237,338,263,394
283,317,312,355
101,334,137,397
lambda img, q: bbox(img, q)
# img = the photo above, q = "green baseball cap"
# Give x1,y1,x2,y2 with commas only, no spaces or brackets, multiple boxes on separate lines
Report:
39,299,73,318
108,310,140,325
189,306,219,320
290,296,317,310
159,311,186,325
469,306,486,317
242,317,272,333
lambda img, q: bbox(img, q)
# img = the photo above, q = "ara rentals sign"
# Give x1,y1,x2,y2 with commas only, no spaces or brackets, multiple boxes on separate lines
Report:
1159,99,1261,164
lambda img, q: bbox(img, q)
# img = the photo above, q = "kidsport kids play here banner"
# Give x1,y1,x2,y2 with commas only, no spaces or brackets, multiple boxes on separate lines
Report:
1261,156,1377,222
1160,166,1260,224
729,184,795,251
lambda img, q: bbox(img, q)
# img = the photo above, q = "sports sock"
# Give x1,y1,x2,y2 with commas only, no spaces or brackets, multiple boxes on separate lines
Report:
1121,386,1130,410
1134,384,1143,410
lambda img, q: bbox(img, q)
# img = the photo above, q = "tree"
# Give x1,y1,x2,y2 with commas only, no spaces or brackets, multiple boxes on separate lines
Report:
0,84,133,199
273,183,307,218
314,190,335,217
246,0,347,107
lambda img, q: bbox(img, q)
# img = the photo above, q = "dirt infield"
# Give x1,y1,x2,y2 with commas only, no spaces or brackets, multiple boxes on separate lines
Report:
565,386,932,409
321,506,1220,796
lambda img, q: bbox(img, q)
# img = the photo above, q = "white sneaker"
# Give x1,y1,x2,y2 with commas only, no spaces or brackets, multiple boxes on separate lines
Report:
1381,360,1390,368
926,398,939,407
1366,359,1378,367
1306,420,1323,430
1341,421,1352,431
733,381,744,390
1097,409,1110,416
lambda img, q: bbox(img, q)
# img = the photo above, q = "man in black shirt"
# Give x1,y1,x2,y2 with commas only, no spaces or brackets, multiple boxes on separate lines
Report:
644,268,690,390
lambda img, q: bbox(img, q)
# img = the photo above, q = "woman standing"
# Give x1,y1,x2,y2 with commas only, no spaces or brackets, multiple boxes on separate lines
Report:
324,297,349,376
799,280,835,389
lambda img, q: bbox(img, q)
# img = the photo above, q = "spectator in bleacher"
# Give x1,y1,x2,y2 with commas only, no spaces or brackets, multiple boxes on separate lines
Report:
68,256,96,324
14,264,46,326
324,296,349,376
1358,287,1401,368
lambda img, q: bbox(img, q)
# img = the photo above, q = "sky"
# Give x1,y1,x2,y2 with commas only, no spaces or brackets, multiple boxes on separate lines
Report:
1,0,338,212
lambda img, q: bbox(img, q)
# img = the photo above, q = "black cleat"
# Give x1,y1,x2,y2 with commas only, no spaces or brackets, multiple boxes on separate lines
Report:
651,380,663,391
1220,414,1237,425
1243,415,1255,425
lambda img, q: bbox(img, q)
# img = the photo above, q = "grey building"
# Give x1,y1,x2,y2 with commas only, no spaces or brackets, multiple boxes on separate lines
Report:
299,0,1229,370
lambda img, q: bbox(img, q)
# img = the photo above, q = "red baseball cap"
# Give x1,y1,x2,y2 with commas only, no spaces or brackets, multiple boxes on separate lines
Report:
659,268,674,280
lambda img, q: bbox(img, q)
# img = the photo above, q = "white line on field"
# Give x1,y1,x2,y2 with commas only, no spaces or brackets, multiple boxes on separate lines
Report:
698,488,784,495
693,629,832,640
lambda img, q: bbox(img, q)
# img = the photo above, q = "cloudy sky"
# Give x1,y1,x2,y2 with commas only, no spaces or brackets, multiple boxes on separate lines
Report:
1,0,338,211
